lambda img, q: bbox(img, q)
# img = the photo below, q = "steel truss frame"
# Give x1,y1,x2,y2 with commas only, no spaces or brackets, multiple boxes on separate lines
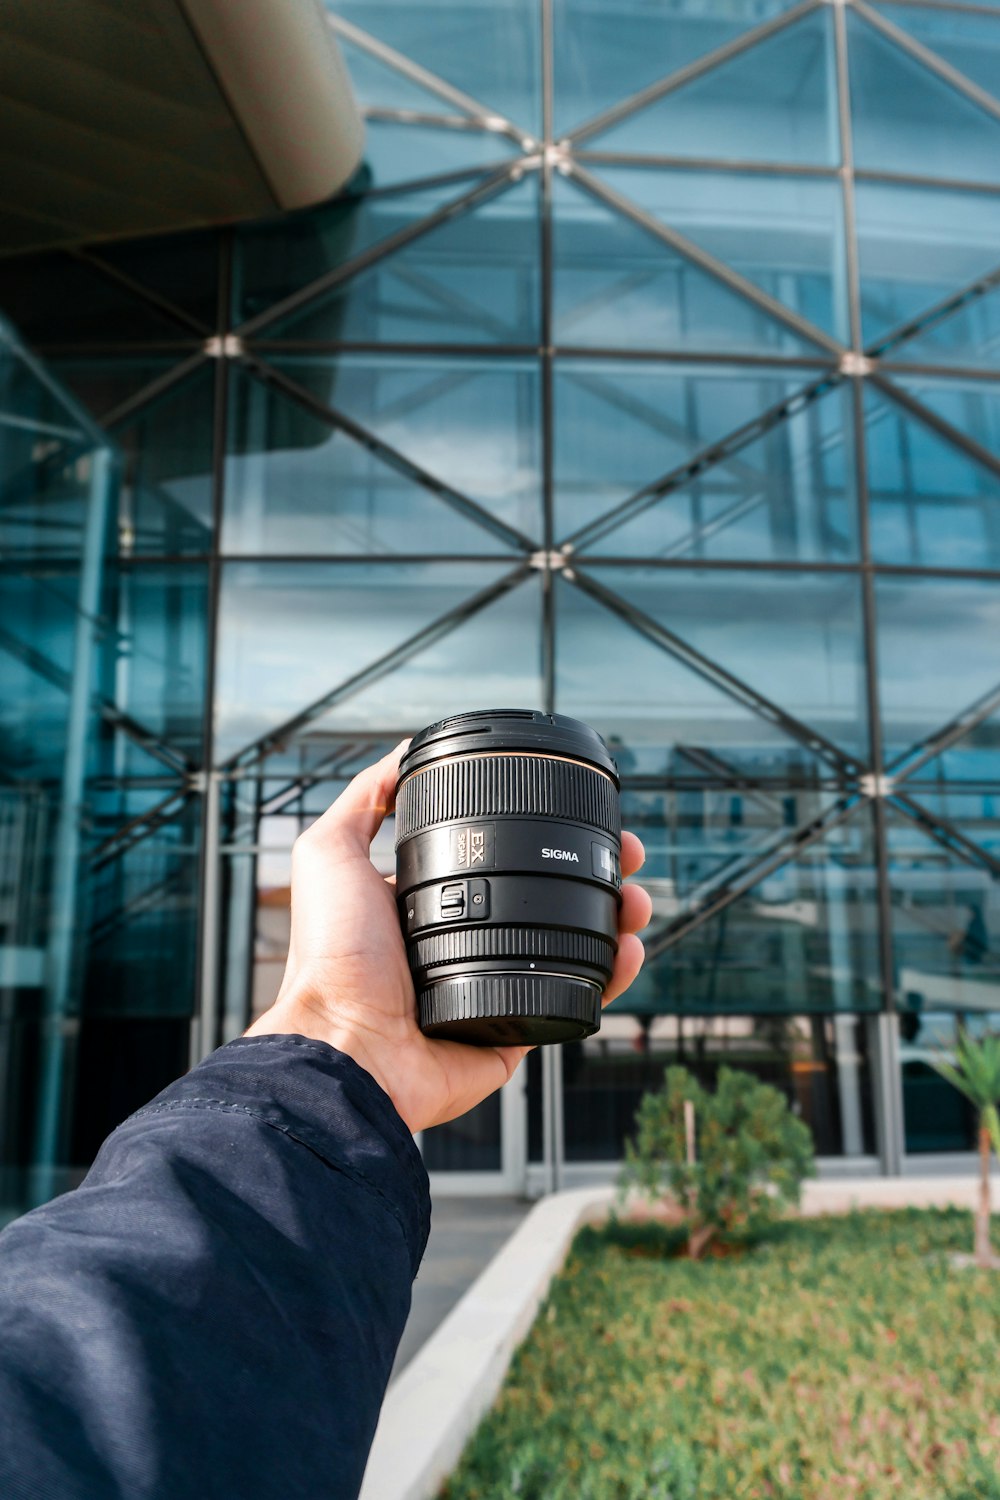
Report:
15,0,1000,1098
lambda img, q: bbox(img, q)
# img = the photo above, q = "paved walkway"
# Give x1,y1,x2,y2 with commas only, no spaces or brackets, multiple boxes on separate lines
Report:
392,1195,532,1378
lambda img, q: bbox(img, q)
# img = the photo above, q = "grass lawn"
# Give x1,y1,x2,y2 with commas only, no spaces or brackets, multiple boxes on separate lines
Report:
442,1210,1000,1500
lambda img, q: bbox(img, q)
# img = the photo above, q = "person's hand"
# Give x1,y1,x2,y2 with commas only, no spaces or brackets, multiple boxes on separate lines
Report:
246,741,651,1134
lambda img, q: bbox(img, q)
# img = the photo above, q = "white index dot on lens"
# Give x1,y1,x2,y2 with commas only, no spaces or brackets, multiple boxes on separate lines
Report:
530,963,535,969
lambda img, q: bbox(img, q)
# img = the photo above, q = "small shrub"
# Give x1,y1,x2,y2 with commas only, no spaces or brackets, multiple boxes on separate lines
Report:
618,1065,815,1258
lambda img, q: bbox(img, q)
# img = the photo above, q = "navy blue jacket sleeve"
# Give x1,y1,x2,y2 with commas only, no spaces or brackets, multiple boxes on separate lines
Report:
0,1034,431,1500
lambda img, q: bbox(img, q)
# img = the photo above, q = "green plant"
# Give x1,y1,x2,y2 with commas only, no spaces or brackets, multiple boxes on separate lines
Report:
931,1028,1000,1268
618,1065,815,1258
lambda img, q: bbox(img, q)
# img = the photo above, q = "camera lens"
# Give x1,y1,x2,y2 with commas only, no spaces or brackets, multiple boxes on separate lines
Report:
394,710,622,1046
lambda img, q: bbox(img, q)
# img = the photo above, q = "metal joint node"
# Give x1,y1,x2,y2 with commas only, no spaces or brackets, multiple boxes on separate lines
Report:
860,773,894,798
529,550,570,572
204,335,244,359
840,352,874,377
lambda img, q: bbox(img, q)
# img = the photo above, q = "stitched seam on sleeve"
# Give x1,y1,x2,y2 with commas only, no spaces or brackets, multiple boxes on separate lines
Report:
122,1098,415,1257
219,1036,419,1158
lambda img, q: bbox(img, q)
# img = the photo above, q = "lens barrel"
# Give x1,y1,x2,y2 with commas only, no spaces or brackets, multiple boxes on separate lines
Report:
394,710,622,1046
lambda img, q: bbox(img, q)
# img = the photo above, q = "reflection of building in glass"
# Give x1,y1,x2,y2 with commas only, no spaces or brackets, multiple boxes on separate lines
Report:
3,0,1000,1212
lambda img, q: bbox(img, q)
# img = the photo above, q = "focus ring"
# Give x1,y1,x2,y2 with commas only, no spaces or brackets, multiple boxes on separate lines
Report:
420,974,600,1030
410,926,615,974
395,754,619,843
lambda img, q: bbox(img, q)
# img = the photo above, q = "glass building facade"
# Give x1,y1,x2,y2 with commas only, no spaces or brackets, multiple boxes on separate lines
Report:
2,0,1000,1208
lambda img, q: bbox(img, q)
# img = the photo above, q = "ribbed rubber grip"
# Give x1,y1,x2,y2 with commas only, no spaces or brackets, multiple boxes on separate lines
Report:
419,973,601,1045
395,754,619,844
410,926,615,977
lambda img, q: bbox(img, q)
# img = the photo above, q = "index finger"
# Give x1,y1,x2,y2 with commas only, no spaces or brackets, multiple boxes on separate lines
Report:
621,830,644,879
305,738,411,855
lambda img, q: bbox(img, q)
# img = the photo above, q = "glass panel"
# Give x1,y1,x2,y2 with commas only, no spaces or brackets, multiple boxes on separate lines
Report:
554,573,852,781
900,1010,1000,1153
876,575,1000,775
553,0,795,137
116,368,214,557
587,10,837,167
865,383,1000,569
890,375,1000,461
0,370,90,561
578,380,857,563
422,1095,502,1171
272,354,542,542
554,362,835,543
0,324,117,1219
214,561,510,761
234,179,474,327
848,9,1000,185
622,804,881,1014
622,779,839,909
270,175,538,345
856,181,1000,352
47,356,180,426
889,807,1000,1042
112,562,209,767
568,566,868,759
592,165,847,343
1,568,82,782
337,34,468,113
224,366,515,556
0,252,198,347
883,285,1000,372
874,4,1000,105
307,573,544,736
329,1,542,135
551,175,818,357
356,119,519,193
563,1013,875,1161
82,797,201,1019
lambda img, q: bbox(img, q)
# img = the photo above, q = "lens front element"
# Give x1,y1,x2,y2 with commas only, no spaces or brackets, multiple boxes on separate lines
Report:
394,710,622,1046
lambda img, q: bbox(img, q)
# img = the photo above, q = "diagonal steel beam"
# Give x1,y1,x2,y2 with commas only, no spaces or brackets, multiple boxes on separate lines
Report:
889,790,1000,879
568,162,844,357
575,150,840,178
563,371,839,553
0,620,193,776
235,164,523,340
328,13,532,145
100,351,210,431
361,105,517,137
643,794,861,959
90,786,192,868
889,679,1000,783
224,562,533,773
869,371,1000,484
853,0,1000,126
866,262,1000,363
259,737,387,815
564,0,823,147
567,565,866,778
243,355,538,553
70,249,212,338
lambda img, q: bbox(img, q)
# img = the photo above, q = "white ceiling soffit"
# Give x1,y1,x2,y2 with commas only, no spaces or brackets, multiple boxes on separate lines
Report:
0,0,364,256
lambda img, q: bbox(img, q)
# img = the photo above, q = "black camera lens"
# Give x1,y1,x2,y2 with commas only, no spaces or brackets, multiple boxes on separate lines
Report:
394,710,622,1046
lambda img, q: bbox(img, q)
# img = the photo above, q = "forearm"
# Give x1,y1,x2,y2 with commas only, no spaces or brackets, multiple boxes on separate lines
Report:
0,1036,430,1500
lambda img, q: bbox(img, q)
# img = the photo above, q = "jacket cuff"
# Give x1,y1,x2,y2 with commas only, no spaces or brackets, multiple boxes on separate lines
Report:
129,1034,431,1274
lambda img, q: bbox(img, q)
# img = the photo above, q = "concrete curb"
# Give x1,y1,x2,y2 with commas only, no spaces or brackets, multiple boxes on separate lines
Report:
359,1175,986,1500
358,1187,613,1500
